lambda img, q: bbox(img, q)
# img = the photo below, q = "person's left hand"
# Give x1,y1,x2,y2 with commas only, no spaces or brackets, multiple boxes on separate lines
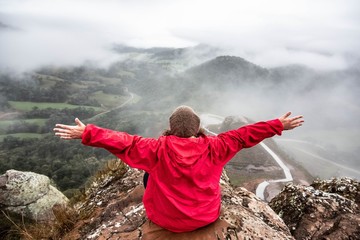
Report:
53,118,86,140
279,112,304,130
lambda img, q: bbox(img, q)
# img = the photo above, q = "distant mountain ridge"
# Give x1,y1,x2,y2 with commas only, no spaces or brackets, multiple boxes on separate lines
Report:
109,44,359,97
112,44,221,66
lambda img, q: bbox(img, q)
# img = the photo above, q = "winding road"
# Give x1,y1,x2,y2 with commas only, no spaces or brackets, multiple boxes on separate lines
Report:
255,142,292,200
200,113,293,200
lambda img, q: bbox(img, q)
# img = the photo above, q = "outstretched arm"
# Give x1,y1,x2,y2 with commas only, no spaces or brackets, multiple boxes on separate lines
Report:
54,119,158,171
278,112,304,130
53,118,86,140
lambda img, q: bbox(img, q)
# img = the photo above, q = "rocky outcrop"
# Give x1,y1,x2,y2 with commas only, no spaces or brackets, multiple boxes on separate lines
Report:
4,165,359,239
310,177,360,206
269,178,360,240
63,163,294,240
0,169,69,221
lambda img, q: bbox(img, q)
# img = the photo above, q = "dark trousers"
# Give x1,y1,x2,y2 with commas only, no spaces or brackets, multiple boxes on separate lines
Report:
143,172,149,188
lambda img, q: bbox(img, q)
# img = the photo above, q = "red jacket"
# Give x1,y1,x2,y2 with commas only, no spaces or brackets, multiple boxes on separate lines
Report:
81,119,283,232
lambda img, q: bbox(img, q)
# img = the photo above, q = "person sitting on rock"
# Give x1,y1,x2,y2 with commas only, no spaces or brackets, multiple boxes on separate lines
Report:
53,105,303,233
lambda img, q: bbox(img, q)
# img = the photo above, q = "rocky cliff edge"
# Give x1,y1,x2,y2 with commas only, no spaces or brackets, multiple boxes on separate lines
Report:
62,160,293,239
1,161,359,240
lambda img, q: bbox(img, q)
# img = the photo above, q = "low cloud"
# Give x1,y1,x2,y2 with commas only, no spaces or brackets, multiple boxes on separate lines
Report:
1,0,359,71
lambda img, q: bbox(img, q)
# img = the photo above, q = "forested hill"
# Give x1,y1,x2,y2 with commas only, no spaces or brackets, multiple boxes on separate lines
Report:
185,56,269,87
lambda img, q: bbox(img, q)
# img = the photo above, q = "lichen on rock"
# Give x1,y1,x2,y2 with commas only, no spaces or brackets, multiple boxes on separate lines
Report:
269,178,360,240
0,169,68,221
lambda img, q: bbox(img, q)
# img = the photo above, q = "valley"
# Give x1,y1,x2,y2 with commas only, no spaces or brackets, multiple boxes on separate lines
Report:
0,45,359,197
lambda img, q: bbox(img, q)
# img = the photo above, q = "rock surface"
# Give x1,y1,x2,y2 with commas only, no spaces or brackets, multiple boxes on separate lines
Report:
0,169,69,221
63,165,294,240
269,178,360,240
3,166,359,239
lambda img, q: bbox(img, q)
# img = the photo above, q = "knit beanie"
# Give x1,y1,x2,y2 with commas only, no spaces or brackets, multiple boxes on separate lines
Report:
168,106,200,138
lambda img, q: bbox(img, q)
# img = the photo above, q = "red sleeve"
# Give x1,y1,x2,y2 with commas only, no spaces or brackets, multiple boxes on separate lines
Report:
81,124,159,172
210,119,283,165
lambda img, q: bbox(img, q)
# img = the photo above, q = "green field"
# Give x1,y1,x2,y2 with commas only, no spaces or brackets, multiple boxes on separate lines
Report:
0,133,45,141
0,118,47,130
89,91,131,108
95,76,122,85
8,101,103,112
90,91,124,108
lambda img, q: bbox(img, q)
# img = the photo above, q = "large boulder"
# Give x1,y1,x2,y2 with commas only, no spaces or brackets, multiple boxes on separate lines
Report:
269,178,360,240
0,169,69,221
63,165,294,240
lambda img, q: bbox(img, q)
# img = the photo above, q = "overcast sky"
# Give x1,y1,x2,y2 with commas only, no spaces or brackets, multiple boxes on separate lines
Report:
1,0,360,71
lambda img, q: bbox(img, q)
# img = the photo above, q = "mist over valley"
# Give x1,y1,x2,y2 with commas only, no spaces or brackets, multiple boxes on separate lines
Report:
0,44,359,197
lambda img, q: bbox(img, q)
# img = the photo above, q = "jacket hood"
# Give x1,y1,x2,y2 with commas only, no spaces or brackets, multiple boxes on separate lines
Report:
165,136,209,166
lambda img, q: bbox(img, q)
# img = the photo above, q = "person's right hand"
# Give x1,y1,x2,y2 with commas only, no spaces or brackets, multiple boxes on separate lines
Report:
53,118,86,140
279,112,304,130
